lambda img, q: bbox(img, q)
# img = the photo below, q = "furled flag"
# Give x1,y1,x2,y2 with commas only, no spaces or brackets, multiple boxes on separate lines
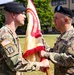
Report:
23,0,50,75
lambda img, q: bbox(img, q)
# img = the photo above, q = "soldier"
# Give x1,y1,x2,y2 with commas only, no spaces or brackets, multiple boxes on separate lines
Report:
0,2,49,75
41,5,74,75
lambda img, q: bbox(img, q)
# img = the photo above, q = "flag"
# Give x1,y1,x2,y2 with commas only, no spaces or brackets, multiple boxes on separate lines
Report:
23,0,50,74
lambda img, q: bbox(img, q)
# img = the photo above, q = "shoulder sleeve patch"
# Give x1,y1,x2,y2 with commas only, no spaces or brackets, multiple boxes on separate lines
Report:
1,39,11,46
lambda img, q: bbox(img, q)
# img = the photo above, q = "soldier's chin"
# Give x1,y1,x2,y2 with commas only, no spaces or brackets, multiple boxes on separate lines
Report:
19,23,24,27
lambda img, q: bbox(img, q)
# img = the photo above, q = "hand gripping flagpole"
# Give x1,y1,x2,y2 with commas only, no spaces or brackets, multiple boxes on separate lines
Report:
23,0,50,75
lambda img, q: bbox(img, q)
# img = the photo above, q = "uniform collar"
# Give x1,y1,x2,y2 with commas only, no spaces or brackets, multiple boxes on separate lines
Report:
60,26,74,40
5,25,17,38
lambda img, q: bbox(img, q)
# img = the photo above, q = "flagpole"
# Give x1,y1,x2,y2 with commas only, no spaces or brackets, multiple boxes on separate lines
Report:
46,69,50,75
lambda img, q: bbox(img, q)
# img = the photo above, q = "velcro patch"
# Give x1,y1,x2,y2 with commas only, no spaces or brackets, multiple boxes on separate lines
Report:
7,46,14,54
1,39,10,46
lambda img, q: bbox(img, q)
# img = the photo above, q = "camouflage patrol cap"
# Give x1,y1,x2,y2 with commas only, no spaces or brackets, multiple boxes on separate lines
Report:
54,5,73,18
4,1,26,14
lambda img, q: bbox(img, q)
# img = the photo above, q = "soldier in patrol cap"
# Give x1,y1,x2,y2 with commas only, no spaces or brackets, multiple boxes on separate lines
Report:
0,1,49,75
41,5,74,75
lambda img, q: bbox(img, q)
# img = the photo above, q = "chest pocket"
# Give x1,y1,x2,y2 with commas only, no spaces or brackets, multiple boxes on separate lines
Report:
54,39,70,53
59,40,71,53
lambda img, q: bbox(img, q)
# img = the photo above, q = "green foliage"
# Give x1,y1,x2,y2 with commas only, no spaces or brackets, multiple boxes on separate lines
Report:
16,0,54,32
0,9,5,28
0,0,54,33
33,0,54,28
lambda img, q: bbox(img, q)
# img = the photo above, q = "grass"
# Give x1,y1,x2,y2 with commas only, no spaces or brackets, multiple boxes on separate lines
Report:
19,34,59,75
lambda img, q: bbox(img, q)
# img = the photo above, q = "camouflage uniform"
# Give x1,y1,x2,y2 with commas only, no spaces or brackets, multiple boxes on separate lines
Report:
0,26,40,75
44,26,74,75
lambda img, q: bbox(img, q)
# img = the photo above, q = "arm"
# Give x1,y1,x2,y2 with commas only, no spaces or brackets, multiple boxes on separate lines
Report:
41,38,74,67
0,37,49,72
42,38,50,52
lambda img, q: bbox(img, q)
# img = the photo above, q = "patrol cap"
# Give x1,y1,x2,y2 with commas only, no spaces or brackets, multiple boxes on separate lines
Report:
4,2,26,14
54,5,73,18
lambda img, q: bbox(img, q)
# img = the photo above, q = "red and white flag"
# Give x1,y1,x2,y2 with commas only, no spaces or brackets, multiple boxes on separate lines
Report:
23,0,49,73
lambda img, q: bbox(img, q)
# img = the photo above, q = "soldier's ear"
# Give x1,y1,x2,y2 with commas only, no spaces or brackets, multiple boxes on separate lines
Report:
11,13,16,19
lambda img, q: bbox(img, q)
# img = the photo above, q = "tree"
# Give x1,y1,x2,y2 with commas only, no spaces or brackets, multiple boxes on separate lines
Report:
18,0,54,31
0,0,54,34
33,0,54,28
0,9,5,28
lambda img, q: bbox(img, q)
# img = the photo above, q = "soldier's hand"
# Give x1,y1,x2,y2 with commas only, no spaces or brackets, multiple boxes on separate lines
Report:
40,59,49,67
40,59,49,72
40,50,47,57
40,67,46,72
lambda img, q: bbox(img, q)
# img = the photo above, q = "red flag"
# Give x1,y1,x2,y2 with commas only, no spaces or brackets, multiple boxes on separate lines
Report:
23,0,50,73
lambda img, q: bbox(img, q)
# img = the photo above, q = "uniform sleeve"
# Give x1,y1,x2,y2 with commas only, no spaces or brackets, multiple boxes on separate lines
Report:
44,38,74,67
42,38,50,52
0,37,40,72
14,59,40,72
